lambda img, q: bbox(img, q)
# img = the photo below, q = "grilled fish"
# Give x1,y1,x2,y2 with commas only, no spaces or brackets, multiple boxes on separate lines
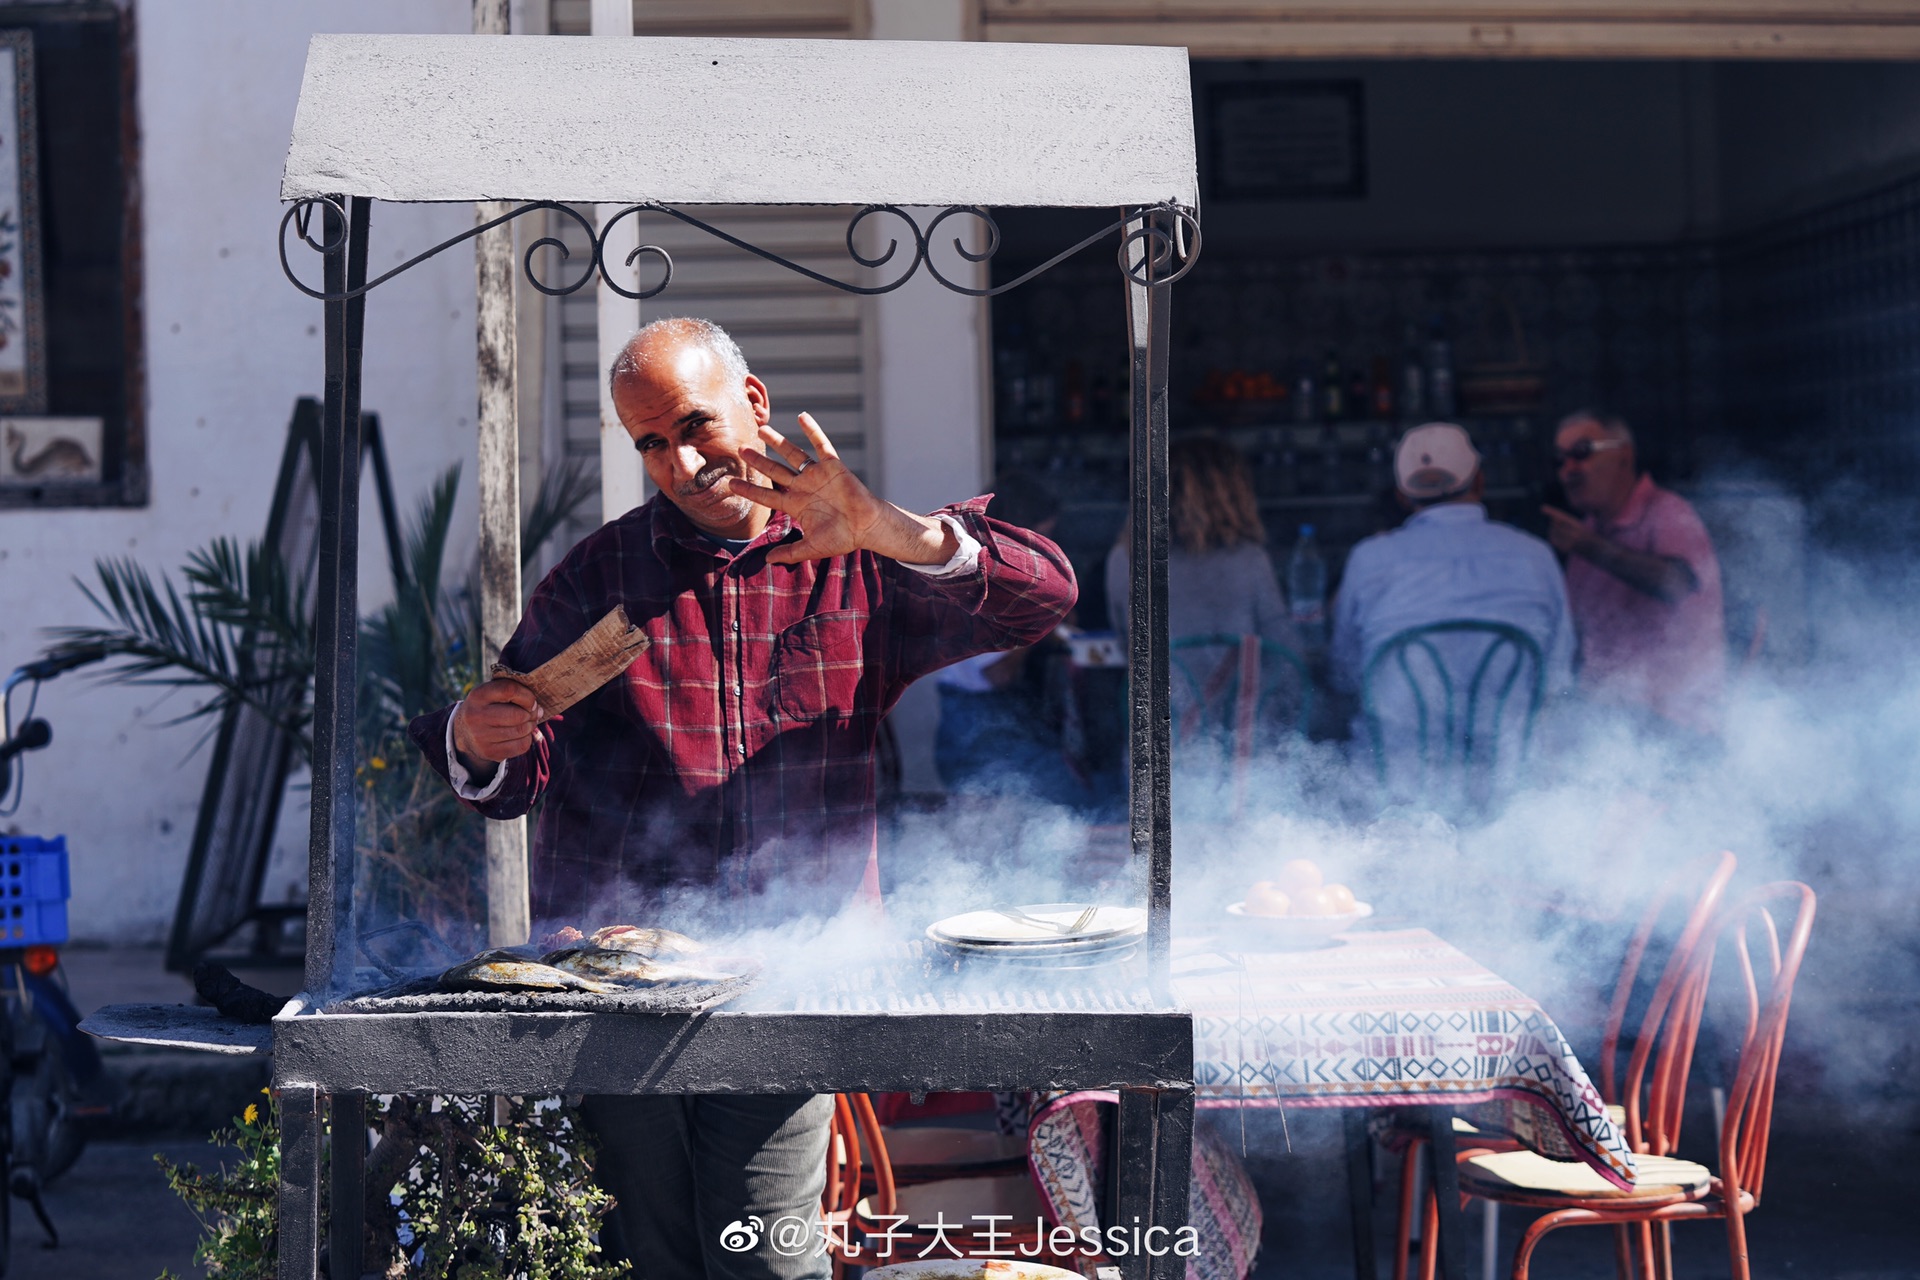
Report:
541,945,739,988
440,950,621,995
587,925,706,958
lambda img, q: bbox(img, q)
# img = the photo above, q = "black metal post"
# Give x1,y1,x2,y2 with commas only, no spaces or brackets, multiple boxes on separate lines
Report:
306,196,370,1001
330,1092,367,1278
1344,1108,1379,1280
1125,208,1173,1003
276,1086,323,1280
1111,1086,1195,1280
1425,1106,1469,1280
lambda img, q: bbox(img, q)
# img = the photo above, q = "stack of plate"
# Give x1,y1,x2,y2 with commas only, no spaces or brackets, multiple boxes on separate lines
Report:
926,903,1146,970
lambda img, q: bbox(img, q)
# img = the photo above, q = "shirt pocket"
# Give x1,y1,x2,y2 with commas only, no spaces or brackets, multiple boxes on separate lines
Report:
770,610,868,723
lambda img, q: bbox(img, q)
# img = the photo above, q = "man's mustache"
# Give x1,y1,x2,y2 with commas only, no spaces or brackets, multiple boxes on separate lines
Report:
676,460,741,499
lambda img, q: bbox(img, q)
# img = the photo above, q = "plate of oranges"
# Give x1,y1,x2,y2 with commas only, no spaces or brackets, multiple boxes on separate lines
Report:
1226,858,1371,947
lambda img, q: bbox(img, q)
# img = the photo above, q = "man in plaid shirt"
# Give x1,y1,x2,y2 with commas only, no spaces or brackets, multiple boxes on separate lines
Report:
409,317,1075,1280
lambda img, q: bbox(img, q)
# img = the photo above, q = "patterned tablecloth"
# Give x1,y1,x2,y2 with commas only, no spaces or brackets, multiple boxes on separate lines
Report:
1172,927,1635,1188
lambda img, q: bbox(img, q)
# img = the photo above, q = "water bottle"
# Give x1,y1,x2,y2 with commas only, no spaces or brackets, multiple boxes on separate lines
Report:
1426,316,1457,419
1288,524,1328,649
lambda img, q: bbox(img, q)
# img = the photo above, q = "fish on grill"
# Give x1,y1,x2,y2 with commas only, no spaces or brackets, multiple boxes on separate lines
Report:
542,945,741,988
588,925,706,958
439,950,622,994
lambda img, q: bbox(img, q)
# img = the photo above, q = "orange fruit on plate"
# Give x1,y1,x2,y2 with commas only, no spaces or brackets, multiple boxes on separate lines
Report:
1244,881,1292,917
1294,885,1341,916
1274,858,1323,897
1323,883,1358,914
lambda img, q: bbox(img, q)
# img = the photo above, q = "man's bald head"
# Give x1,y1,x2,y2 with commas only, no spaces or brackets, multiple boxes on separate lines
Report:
610,317,751,405
607,316,774,537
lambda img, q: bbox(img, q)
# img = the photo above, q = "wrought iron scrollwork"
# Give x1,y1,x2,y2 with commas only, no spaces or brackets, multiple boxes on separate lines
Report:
278,198,599,302
278,197,1200,302
595,202,932,299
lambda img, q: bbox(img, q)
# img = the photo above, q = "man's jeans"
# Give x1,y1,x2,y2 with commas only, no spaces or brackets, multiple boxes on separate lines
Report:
583,1093,833,1280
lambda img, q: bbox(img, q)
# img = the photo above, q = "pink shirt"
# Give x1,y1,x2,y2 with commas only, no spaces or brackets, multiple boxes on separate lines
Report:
1566,474,1726,735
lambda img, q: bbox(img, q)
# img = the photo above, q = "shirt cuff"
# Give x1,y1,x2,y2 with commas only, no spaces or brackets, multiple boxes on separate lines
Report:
898,513,982,579
445,712,509,802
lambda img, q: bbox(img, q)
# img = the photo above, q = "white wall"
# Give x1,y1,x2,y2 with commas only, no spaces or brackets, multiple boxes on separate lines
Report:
867,0,993,794
0,0,474,943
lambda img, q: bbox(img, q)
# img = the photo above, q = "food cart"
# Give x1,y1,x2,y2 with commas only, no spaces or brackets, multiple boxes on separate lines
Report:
86,33,1204,1280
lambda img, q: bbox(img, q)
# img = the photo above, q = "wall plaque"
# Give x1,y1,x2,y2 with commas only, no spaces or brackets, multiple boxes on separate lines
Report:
1206,80,1366,202
0,416,103,488
0,31,42,414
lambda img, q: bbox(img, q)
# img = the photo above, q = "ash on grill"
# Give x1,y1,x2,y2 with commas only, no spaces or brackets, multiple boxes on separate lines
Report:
336,923,760,1014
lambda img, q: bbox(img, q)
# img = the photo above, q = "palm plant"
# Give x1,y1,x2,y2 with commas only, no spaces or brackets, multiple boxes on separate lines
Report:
43,459,595,939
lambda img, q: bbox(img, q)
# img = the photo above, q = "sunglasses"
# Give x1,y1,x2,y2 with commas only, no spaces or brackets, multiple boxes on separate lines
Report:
1554,438,1630,464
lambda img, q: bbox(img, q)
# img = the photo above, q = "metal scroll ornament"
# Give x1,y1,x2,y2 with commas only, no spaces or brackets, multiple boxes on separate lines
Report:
279,199,1200,302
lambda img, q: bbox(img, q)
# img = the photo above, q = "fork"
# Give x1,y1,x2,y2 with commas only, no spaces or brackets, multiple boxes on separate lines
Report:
993,903,1101,937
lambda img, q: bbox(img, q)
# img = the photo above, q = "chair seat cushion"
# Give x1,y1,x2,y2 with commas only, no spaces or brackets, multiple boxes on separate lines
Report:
861,1173,1046,1224
870,1126,1029,1176
1459,1150,1711,1202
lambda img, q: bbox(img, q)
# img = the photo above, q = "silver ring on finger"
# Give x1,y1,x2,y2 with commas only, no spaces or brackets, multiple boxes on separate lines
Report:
792,458,813,474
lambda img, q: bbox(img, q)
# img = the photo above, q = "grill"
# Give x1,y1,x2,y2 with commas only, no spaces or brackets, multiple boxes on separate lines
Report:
83,35,1203,1280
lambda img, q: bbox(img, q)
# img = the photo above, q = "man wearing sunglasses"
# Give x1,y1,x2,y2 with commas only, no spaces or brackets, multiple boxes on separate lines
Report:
1543,411,1725,737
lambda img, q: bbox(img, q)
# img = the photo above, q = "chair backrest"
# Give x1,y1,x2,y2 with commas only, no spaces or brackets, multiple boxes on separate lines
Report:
1170,633,1313,749
1170,634,1313,819
824,1092,894,1257
1710,881,1817,1207
1603,849,1739,1154
1361,620,1547,802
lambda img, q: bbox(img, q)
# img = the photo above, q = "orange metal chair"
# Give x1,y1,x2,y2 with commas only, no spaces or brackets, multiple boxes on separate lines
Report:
826,1092,1083,1272
823,1093,896,1279
1394,850,1739,1280
1450,880,1816,1280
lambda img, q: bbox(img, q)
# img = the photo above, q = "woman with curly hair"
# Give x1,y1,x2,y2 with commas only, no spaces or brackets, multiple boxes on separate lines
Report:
1104,435,1294,647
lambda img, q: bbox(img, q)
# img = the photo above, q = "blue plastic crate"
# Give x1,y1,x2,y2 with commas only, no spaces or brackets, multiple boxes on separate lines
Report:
0,836,69,946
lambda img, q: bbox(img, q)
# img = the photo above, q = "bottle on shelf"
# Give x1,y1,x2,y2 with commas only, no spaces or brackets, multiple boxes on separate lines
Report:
1426,316,1456,420
1346,365,1369,422
1026,367,1056,428
1287,524,1329,650
1399,323,1426,422
1063,359,1086,426
1370,356,1394,419
1322,350,1345,422
996,337,1029,430
1294,361,1317,425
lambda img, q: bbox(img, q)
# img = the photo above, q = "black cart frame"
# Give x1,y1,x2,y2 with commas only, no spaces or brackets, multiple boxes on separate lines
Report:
92,34,1210,1280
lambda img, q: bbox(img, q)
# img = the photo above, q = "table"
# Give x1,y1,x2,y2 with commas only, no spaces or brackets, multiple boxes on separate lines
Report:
1031,928,1630,1280
85,959,1198,1280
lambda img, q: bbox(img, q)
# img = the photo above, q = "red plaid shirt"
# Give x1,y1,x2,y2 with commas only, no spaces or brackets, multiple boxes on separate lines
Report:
409,492,1076,927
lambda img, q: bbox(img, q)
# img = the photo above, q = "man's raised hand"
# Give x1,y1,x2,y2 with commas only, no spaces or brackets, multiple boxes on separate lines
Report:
452,677,545,766
1541,505,1591,557
723,412,957,567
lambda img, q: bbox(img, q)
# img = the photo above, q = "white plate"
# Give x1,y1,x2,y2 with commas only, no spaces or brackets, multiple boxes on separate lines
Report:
1225,900,1374,947
928,903,1146,949
934,932,1142,960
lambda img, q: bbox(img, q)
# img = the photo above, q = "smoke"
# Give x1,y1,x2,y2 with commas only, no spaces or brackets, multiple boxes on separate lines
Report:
354,460,1916,1142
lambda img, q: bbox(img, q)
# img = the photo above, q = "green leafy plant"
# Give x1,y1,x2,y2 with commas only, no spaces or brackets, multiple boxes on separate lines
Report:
159,1090,628,1279
157,1091,280,1280
373,1095,626,1280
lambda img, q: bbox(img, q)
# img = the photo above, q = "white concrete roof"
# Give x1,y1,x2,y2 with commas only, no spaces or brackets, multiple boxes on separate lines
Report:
280,35,1197,209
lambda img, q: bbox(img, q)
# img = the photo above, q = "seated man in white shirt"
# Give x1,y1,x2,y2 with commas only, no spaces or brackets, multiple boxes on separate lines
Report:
1331,423,1573,794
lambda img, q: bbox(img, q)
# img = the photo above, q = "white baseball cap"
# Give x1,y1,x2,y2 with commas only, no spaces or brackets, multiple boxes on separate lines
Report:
1394,423,1480,500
